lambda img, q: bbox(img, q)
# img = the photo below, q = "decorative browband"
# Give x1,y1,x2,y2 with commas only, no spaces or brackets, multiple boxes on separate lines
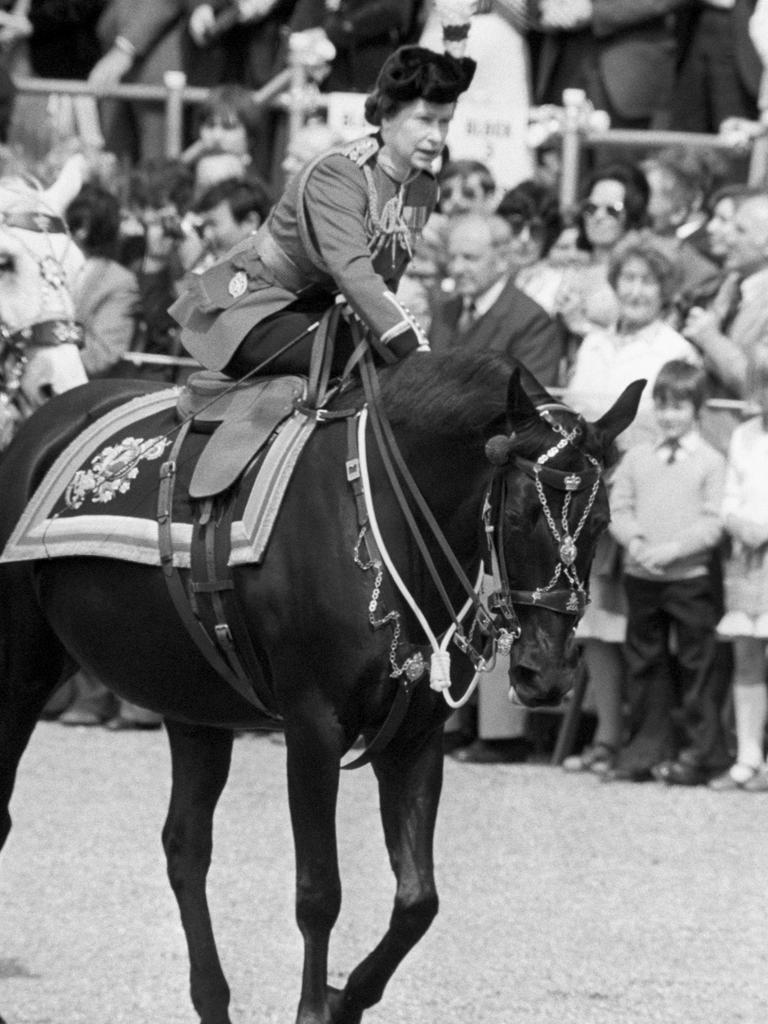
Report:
0,211,68,234
10,320,84,348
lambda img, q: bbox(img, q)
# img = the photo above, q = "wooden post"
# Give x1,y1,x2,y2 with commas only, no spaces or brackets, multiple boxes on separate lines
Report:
559,88,585,224
286,51,308,159
163,70,187,159
748,132,768,188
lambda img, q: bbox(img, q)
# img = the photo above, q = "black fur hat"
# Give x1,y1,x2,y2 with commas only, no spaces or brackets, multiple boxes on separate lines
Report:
365,46,476,125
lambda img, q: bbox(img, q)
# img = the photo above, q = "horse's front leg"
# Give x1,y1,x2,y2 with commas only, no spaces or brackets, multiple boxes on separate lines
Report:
328,731,443,1024
163,719,235,1024
285,712,344,1024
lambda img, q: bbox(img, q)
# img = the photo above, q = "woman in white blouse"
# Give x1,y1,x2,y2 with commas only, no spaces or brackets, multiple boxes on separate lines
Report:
562,231,701,774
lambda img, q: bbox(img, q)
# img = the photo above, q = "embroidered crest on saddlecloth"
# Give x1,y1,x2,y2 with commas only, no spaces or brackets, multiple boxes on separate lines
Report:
64,435,171,510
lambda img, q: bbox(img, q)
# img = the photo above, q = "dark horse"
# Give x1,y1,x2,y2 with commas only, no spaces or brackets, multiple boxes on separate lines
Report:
0,350,642,1024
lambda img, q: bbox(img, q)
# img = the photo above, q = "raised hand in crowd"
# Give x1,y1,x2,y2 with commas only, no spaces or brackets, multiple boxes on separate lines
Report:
0,6,32,47
537,0,592,31
87,43,133,92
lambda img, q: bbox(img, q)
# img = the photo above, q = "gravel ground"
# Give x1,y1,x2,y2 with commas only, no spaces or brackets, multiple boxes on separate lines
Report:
1,721,766,1024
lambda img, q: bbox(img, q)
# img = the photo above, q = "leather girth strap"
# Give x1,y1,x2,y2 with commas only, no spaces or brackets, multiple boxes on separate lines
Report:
157,427,280,718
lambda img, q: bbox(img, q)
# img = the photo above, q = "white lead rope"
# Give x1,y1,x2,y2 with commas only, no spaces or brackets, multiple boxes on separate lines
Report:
357,408,489,709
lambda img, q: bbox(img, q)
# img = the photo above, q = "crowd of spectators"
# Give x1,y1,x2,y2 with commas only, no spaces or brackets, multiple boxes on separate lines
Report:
2,0,768,787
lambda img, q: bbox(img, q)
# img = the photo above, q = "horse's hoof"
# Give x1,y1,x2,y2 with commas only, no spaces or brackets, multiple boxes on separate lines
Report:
327,986,363,1024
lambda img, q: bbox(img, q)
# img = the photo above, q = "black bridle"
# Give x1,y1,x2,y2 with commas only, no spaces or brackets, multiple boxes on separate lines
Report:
485,405,603,624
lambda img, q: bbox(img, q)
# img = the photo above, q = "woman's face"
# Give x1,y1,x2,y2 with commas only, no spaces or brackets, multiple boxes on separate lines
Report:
199,112,249,158
506,212,546,270
582,179,627,250
615,254,664,330
440,172,492,216
380,99,455,177
706,196,737,259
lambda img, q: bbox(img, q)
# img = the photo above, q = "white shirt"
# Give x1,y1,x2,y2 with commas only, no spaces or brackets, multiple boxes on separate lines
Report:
472,274,508,318
654,430,702,464
564,319,701,451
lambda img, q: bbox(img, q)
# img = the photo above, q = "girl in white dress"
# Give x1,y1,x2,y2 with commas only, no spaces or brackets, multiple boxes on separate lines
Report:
711,348,768,791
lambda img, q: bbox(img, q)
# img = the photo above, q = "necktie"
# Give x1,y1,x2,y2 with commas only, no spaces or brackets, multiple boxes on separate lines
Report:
458,299,476,333
712,271,741,334
666,439,680,464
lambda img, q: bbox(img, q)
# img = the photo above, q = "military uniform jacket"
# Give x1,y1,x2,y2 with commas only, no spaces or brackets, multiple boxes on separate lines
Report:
169,135,437,371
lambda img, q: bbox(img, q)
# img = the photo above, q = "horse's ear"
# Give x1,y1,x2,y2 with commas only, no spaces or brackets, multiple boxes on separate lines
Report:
591,379,646,449
506,367,539,424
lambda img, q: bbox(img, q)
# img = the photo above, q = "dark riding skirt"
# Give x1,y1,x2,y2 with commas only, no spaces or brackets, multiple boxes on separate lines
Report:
223,293,356,381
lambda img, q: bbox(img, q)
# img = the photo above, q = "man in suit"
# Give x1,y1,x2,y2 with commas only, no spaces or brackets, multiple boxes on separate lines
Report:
531,0,683,129
683,192,768,404
429,212,564,388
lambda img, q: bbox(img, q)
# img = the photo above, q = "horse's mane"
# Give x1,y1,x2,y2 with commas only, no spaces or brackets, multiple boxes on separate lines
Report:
375,350,550,437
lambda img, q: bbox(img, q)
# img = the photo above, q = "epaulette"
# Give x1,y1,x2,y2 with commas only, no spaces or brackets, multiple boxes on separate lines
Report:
338,134,380,168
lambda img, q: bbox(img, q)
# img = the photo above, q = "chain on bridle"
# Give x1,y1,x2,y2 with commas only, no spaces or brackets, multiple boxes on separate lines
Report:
0,321,28,408
491,404,603,620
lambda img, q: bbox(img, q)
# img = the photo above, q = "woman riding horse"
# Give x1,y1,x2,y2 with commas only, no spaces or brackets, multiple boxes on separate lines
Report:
169,45,476,377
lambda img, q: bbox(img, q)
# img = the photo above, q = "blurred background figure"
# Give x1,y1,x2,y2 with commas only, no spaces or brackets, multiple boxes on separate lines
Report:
496,178,565,317
0,0,29,143
672,0,761,134
420,0,533,188
531,0,681,131
186,0,298,179
554,161,650,372
181,83,266,196
87,0,185,165
438,157,497,218
279,114,342,183
66,180,141,377
640,146,723,323
290,0,421,93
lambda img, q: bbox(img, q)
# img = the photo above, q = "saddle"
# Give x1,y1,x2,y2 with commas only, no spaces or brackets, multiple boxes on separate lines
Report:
161,304,353,717
178,371,306,499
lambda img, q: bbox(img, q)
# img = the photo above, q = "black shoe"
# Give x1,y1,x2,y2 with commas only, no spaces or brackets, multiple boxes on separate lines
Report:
58,708,106,727
104,715,162,732
451,738,533,764
652,760,709,787
442,731,474,755
601,765,655,783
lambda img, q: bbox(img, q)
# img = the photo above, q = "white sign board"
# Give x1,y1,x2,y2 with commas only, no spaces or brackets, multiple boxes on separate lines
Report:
325,92,369,142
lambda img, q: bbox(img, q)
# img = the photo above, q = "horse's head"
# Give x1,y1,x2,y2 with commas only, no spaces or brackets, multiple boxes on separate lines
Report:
486,368,644,708
0,156,88,434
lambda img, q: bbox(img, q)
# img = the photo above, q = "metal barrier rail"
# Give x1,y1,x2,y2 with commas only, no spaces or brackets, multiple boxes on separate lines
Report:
554,90,768,217
10,66,298,159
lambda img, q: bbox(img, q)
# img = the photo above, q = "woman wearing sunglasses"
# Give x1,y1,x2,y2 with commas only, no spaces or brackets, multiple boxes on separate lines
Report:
554,161,650,354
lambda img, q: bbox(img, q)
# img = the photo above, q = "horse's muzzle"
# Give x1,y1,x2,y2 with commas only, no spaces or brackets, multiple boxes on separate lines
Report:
507,633,580,708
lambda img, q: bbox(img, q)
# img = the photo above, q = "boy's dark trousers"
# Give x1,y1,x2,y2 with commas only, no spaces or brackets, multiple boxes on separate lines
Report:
621,573,729,772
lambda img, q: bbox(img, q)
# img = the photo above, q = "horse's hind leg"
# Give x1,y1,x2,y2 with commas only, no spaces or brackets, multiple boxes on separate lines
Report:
163,719,235,1024
0,566,69,851
328,734,443,1024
